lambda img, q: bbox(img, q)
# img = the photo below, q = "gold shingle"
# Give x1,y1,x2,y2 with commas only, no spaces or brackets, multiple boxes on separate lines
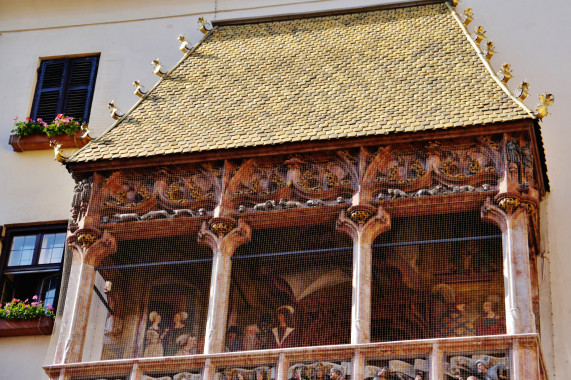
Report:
69,3,532,163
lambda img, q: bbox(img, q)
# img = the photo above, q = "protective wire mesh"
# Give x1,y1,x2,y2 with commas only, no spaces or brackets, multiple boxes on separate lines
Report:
365,357,428,380
371,212,504,342
48,134,513,380
227,223,352,351
92,238,212,361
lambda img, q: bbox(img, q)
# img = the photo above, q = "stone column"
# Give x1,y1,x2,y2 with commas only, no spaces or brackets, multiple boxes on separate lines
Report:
275,353,289,380
481,197,536,334
54,229,117,364
336,205,391,344
430,343,444,380
198,217,252,354
512,339,540,380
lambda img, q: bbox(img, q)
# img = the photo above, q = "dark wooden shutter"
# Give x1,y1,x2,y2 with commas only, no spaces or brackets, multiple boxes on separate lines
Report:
31,56,99,123
63,57,99,122
32,60,65,122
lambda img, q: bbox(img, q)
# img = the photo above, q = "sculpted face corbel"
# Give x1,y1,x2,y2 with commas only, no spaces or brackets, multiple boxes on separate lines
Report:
336,205,391,244
198,217,252,256
67,229,118,266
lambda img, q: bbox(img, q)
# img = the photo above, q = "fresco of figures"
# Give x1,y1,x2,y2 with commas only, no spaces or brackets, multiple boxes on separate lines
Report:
216,366,274,380
445,354,509,380
287,361,350,380
142,373,201,380
366,358,428,380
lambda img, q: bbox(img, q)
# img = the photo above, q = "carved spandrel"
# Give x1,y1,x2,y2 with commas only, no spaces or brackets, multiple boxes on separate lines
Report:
362,137,502,202
92,165,222,224
224,152,358,213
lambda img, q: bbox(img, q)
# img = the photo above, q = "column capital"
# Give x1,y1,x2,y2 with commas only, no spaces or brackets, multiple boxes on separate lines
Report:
481,195,534,232
67,229,117,266
198,218,252,256
336,204,391,244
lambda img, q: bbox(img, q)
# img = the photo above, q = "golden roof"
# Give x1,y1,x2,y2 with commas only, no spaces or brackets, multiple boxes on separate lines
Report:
69,2,533,163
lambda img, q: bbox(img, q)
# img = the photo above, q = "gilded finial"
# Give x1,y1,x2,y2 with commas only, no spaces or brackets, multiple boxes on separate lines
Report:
108,100,124,120
485,41,496,61
151,59,166,77
515,81,529,101
178,34,192,54
50,141,67,163
535,93,554,120
80,123,92,141
499,64,513,84
198,17,212,34
463,8,473,26
450,0,459,7
474,26,486,45
133,80,146,97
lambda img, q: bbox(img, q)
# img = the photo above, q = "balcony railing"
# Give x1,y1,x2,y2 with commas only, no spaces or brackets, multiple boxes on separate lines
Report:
44,334,545,380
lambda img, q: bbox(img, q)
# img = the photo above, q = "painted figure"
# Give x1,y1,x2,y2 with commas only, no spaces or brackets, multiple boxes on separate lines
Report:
475,300,506,335
373,368,389,380
329,368,345,380
242,323,261,351
164,311,191,356
258,314,274,350
271,305,297,348
255,370,267,380
311,368,325,380
175,335,198,356
143,311,169,357
438,296,476,337
225,326,242,352
476,360,508,380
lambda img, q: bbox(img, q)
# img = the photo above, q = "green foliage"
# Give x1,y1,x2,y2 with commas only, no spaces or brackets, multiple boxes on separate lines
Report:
0,297,54,320
11,117,48,137
11,114,83,138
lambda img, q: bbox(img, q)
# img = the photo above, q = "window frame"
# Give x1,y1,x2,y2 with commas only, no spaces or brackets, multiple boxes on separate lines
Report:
0,223,68,307
30,55,100,123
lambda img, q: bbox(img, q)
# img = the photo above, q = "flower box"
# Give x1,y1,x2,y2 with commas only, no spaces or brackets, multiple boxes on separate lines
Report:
9,131,90,152
0,316,54,337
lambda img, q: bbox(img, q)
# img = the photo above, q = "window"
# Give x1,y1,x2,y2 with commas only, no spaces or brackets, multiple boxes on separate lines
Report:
31,56,99,123
0,224,67,310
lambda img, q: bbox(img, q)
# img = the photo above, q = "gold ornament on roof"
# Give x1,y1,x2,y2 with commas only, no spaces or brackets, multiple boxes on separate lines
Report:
198,17,212,34
485,41,496,61
151,58,165,77
516,81,530,100
499,64,513,84
79,124,92,141
535,93,554,120
133,80,146,97
178,34,192,54
108,101,124,120
50,141,67,163
474,26,486,45
463,8,473,26
450,0,459,8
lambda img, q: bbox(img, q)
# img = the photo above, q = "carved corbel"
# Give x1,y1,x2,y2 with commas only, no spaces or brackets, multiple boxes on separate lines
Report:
336,205,391,244
67,229,118,266
481,196,527,232
198,218,252,256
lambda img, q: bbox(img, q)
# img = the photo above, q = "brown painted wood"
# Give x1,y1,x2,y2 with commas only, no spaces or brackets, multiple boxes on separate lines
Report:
0,317,54,337
67,121,536,175
9,131,90,152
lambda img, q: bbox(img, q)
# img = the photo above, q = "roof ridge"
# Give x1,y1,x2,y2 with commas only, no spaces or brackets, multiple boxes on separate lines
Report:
445,2,535,119
67,25,219,162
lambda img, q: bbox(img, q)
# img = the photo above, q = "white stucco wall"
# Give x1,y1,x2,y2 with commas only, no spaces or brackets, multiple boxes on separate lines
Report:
0,335,51,379
0,0,569,378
